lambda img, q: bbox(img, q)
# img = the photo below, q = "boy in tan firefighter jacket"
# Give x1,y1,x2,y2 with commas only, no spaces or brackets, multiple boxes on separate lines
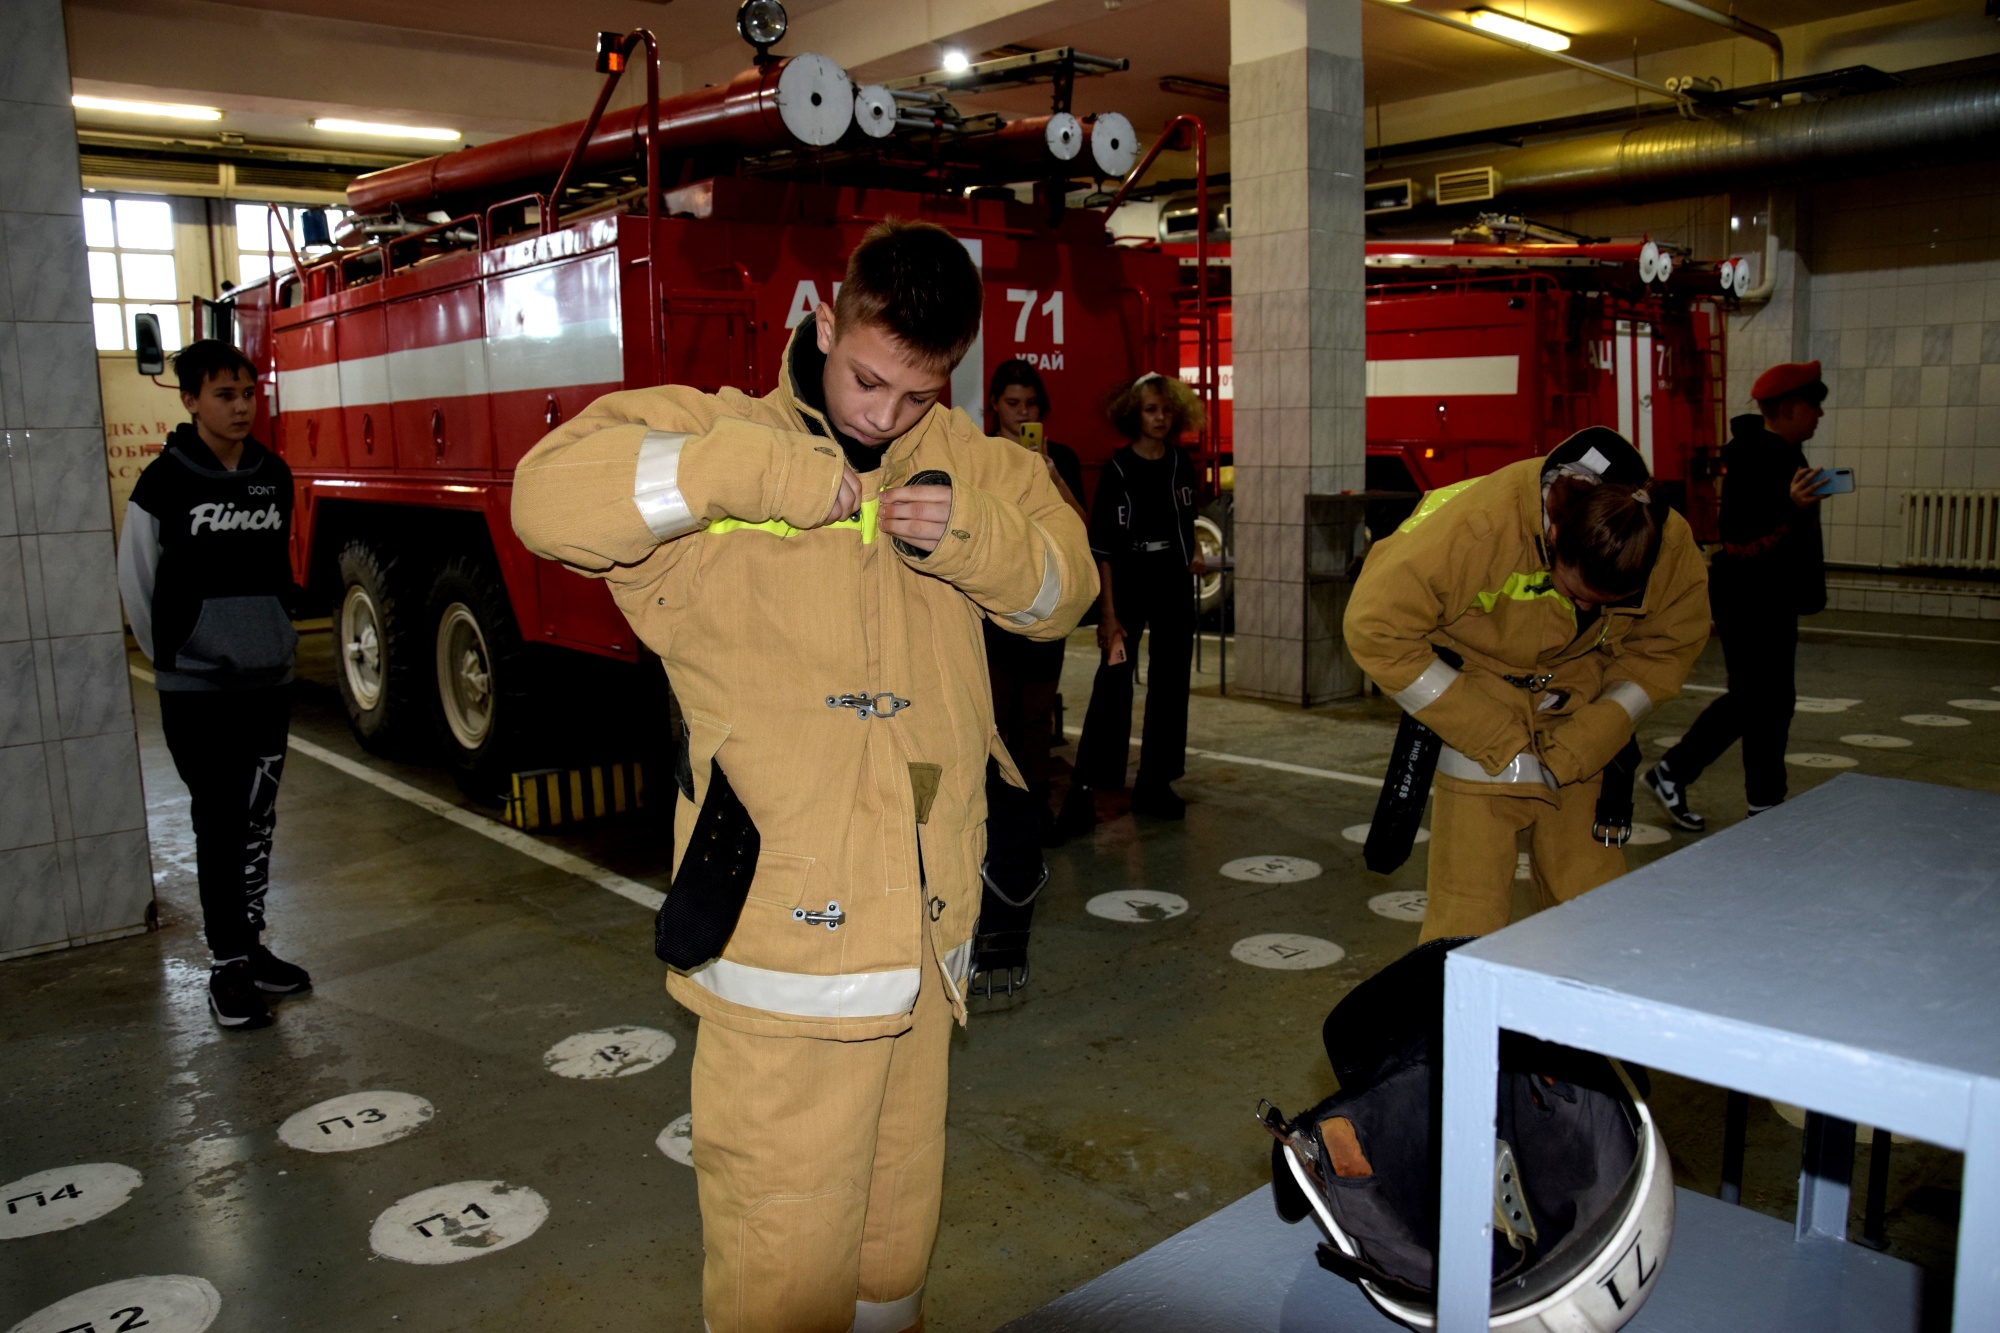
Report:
512,221,1096,1332
1344,428,1709,942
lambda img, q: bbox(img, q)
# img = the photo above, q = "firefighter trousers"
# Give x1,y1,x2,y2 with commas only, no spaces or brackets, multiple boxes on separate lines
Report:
1418,773,1625,942
689,940,952,1333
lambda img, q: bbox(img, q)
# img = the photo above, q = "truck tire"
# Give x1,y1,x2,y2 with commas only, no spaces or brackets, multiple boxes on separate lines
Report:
428,555,532,803
1196,495,1232,617
335,538,431,756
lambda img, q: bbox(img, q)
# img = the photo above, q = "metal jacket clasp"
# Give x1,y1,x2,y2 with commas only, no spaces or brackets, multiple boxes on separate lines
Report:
792,901,844,930
826,691,911,720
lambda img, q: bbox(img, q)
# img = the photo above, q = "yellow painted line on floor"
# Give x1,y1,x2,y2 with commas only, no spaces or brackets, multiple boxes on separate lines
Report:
1062,726,1383,791
129,664,664,912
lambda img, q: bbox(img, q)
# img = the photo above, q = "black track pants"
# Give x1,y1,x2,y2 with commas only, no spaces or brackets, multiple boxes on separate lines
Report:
159,687,291,960
1073,555,1194,791
1663,591,1798,809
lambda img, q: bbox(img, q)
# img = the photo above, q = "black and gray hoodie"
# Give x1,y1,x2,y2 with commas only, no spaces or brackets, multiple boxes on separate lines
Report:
117,424,297,691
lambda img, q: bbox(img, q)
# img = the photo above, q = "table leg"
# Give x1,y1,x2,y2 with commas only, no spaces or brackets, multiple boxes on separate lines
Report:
1953,1078,2000,1332
1858,1126,1892,1251
1438,956,1500,1332
1797,1111,1855,1242
1719,1088,1748,1205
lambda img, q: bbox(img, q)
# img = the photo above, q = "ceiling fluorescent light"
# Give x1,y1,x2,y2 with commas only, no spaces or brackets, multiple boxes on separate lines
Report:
72,94,223,122
1466,9,1572,51
311,118,461,142
941,48,971,74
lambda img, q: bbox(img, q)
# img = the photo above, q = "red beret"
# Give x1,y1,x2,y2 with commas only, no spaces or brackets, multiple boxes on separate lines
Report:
1751,360,1825,403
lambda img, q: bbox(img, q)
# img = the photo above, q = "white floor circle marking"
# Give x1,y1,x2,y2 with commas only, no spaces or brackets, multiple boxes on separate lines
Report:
1648,733,1683,750
1842,734,1913,749
1231,933,1345,970
1625,822,1672,846
1514,852,1532,882
0,1164,142,1239
1949,698,2000,712
1086,890,1189,923
278,1091,433,1153
1903,713,1971,728
1220,855,1322,883
1786,752,1859,769
1368,891,1428,923
1793,696,1861,714
543,1026,676,1079
5,1275,220,1333
657,1112,695,1168
1340,824,1429,846
369,1181,549,1265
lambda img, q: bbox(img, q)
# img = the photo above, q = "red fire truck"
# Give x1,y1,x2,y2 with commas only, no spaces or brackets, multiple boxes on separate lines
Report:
218,30,1186,794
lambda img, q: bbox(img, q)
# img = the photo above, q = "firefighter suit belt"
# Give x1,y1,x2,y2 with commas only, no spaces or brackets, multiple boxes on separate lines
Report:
826,691,911,720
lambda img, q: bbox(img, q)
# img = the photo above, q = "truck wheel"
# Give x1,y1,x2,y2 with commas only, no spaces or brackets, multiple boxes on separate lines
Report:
429,556,532,802
336,538,431,755
1196,495,1232,617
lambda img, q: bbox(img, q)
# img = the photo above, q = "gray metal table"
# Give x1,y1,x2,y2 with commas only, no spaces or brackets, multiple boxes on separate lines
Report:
999,1183,1919,1331
1438,774,2000,1331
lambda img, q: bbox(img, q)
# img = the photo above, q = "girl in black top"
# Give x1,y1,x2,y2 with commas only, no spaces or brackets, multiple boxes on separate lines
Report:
1060,374,1206,832
983,360,1088,838
118,340,307,1030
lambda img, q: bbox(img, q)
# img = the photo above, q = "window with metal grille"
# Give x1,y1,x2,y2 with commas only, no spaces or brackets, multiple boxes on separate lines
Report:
84,194,182,354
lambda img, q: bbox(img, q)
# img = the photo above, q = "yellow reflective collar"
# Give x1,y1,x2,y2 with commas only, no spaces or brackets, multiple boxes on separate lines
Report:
1395,477,1481,534
708,497,880,544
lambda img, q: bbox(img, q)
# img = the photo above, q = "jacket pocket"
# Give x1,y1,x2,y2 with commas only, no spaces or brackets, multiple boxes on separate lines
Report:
175,595,298,677
747,850,816,909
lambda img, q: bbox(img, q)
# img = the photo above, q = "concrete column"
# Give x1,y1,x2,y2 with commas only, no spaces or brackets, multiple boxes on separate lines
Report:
0,0,154,959
1228,0,1368,704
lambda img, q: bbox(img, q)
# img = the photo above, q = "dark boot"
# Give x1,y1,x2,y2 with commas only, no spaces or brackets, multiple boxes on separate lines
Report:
1131,778,1186,820
1055,783,1097,838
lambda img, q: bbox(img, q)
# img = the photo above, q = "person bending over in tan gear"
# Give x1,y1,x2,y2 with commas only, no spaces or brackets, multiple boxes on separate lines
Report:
512,219,1096,1333
1344,427,1708,942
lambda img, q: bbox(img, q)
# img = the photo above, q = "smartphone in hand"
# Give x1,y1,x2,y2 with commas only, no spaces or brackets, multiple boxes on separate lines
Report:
1812,467,1855,496
1018,421,1046,454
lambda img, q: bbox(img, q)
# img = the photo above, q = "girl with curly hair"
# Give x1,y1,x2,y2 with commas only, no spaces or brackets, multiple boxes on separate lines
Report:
1058,373,1207,833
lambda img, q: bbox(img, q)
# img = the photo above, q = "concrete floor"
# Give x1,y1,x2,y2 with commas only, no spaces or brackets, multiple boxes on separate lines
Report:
2,610,1996,1331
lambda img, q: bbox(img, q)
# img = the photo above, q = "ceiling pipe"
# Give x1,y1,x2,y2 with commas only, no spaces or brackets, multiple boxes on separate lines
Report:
1371,74,2000,210
1364,0,1691,105
1649,0,1783,82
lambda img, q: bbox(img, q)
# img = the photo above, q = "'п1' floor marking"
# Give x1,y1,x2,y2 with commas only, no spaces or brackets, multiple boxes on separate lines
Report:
129,664,664,913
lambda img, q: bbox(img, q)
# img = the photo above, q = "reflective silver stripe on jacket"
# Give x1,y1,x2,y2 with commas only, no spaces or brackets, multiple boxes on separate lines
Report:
1600,680,1654,723
1001,541,1063,627
687,957,920,1019
854,1289,925,1333
1438,745,1557,789
1393,659,1460,714
943,938,973,989
633,430,699,540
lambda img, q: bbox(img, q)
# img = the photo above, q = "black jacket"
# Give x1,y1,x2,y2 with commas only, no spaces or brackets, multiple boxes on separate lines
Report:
118,425,298,691
1712,413,1826,616
1087,443,1200,566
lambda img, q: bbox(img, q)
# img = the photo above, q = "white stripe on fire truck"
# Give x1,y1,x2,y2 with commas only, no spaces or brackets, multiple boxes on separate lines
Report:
275,317,623,413
1364,354,1518,397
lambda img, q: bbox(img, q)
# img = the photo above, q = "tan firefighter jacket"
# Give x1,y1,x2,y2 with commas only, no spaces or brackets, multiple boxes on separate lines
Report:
1344,454,1709,799
512,331,1096,1039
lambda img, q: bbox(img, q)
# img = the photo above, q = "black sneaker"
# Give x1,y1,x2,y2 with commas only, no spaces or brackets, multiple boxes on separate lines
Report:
1131,781,1187,821
249,944,312,995
1055,784,1097,838
1642,762,1705,832
210,960,273,1029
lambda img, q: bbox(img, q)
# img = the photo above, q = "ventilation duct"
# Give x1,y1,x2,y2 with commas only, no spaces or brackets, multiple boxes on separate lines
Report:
1375,74,2000,211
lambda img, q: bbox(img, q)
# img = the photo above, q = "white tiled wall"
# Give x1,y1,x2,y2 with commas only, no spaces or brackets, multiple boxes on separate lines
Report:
0,0,154,959
1791,165,2000,585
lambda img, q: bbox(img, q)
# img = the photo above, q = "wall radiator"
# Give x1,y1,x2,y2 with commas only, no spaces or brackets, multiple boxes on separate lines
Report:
1902,490,2000,571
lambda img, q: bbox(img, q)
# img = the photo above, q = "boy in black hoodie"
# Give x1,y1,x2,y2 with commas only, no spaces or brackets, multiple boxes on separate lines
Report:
118,340,307,1029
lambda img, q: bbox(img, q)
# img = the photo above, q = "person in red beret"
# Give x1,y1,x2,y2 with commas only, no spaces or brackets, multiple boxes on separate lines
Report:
1645,360,1830,829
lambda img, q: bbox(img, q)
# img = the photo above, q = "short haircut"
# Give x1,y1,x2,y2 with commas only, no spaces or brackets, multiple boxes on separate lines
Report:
174,339,257,396
1756,381,1828,416
833,220,983,371
1546,475,1665,600
988,358,1049,415
1105,373,1206,442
